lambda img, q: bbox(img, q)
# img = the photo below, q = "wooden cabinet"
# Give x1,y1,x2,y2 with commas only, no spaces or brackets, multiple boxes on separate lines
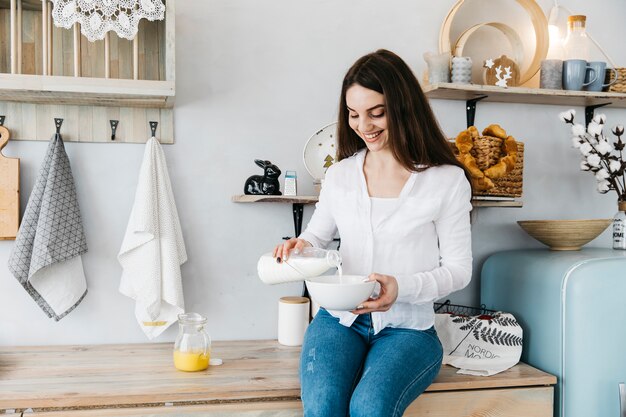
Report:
0,0,175,143
0,340,557,417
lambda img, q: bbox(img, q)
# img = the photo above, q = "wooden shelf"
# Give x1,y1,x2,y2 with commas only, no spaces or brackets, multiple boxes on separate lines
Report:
231,195,319,204
0,74,175,109
472,199,523,208
232,195,522,208
423,83,626,108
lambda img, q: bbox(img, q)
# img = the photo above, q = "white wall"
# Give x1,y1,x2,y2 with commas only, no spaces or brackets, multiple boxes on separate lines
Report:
1,0,624,345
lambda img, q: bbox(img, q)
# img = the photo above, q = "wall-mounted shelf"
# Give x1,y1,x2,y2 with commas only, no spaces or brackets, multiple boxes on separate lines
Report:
424,83,626,126
232,194,522,235
0,74,175,108
424,83,626,107
471,199,523,208
232,195,319,237
232,195,319,204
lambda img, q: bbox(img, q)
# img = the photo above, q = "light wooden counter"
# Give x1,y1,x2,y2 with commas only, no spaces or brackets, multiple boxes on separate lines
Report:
0,340,556,416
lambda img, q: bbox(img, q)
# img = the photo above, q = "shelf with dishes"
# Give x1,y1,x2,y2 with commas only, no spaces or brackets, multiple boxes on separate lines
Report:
423,82,626,107
423,82,626,126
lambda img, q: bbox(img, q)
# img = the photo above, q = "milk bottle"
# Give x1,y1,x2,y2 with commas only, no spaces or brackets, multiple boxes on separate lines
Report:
257,247,341,285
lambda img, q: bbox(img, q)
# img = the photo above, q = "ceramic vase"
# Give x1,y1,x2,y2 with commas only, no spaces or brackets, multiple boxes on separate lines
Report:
451,56,472,84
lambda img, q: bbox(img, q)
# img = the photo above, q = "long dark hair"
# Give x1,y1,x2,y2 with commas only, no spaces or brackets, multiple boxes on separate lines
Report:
337,49,471,186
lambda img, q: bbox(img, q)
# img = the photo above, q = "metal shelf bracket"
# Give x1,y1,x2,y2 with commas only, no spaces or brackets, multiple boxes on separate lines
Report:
466,95,488,128
585,103,611,127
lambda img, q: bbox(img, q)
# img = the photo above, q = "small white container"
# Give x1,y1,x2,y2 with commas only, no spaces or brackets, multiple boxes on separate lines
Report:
277,296,309,346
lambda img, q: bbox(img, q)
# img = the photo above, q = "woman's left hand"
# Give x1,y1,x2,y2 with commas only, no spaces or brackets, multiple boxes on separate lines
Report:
352,273,398,314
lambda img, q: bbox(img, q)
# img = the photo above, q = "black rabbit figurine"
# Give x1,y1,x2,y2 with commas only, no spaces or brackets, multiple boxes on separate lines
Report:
244,159,282,195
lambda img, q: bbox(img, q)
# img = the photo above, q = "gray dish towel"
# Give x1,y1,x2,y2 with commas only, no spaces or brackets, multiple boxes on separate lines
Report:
8,132,88,321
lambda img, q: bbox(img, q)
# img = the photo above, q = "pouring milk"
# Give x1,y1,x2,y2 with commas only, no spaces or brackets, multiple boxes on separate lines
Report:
257,247,342,285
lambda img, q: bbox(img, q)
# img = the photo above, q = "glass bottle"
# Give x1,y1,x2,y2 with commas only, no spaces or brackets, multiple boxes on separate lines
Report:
257,247,342,285
613,201,626,250
562,15,590,61
173,313,211,372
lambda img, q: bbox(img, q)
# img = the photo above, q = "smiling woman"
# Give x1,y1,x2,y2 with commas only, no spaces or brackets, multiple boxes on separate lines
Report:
267,49,475,417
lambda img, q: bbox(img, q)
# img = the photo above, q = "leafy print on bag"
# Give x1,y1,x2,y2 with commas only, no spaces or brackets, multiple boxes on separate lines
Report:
473,326,522,346
448,312,522,355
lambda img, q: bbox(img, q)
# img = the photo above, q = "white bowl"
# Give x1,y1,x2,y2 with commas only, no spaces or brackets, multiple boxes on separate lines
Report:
305,275,376,311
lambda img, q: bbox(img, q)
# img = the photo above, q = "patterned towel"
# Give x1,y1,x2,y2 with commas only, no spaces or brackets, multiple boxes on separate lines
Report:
118,137,187,339
8,132,88,321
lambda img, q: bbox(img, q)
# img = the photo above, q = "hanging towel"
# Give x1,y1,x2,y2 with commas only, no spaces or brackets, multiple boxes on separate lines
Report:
118,137,187,339
8,132,88,321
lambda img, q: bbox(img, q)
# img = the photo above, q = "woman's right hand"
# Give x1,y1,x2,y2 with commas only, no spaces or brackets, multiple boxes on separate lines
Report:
273,238,311,262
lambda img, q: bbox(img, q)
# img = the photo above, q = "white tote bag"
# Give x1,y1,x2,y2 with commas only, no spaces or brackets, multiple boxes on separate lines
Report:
435,310,523,376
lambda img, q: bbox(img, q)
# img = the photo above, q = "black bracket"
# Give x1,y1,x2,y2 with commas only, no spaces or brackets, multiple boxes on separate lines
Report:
110,120,119,141
54,118,63,134
292,203,304,237
585,103,611,127
466,95,488,128
0,115,5,126
149,121,158,138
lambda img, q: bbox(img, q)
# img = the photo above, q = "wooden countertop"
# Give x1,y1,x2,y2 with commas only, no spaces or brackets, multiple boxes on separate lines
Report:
0,340,556,411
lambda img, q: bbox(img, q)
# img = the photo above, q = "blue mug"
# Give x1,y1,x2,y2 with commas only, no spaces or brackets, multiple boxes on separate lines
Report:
584,61,619,92
563,60,597,91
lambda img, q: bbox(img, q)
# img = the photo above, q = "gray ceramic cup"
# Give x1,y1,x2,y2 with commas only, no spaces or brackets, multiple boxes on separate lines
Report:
540,59,563,89
563,59,597,91
584,61,619,91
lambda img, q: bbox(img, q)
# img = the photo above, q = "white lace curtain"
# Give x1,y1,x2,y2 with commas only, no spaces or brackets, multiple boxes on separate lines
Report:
51,0,165,42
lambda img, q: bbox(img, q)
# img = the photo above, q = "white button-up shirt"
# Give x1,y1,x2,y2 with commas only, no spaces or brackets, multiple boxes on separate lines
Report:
299,149,473,334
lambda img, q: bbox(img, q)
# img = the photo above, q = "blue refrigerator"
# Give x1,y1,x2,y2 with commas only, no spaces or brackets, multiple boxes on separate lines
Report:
481,248,626,417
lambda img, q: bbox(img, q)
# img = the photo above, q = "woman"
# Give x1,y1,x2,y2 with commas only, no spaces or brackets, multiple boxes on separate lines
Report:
273,49,473,417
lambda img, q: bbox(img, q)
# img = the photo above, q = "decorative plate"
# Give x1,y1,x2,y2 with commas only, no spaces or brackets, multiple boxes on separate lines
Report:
303,122,337,182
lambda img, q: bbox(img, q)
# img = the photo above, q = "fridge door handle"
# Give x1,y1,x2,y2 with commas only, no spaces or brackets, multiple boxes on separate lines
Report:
619,382,626,417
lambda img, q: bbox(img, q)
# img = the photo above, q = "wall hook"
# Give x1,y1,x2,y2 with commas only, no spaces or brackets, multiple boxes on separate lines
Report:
110,120,119,141
54,118,63,134
0,116,5,126
149,121,158,138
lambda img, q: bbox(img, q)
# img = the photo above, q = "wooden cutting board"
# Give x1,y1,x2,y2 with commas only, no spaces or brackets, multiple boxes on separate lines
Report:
0,125,20,240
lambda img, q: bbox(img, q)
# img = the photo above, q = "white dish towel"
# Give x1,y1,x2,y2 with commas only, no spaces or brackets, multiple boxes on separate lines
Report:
118,137,187,339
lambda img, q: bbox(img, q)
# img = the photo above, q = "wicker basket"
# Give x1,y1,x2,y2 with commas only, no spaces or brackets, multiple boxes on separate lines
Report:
451,136,524,198
607,68,626,93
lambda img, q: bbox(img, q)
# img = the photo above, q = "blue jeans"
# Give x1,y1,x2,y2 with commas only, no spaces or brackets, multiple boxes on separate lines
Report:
299,309,443,417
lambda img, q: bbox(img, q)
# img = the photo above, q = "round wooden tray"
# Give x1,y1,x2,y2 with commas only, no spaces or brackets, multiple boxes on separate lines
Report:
439,0,548,85
453,22,524,71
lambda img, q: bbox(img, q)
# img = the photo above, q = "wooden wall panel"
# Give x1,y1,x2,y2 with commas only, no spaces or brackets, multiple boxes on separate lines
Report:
0,102,173,143
0,10,10,73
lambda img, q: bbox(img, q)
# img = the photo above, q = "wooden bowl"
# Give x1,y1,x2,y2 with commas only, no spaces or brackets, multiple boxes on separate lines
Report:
517,219,612,251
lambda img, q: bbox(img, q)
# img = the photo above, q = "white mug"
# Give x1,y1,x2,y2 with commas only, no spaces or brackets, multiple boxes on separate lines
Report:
277,296,310,346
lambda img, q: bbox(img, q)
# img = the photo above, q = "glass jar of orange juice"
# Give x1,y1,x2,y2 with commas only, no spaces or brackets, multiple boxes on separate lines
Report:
173,313,211,372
